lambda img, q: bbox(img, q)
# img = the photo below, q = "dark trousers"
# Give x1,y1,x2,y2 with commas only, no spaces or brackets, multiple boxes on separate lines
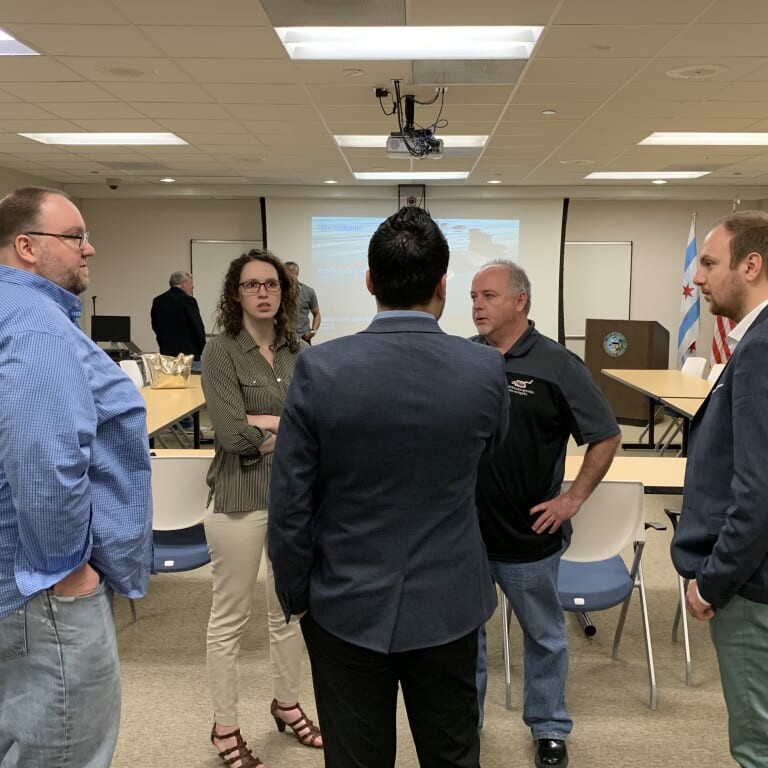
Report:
301,613,481,768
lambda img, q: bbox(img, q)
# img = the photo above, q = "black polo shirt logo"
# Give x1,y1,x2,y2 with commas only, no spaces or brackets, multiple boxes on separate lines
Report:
508,377,535,396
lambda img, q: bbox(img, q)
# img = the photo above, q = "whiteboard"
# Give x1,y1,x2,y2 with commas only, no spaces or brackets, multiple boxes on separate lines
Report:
563,241,632,346
191,240,262,333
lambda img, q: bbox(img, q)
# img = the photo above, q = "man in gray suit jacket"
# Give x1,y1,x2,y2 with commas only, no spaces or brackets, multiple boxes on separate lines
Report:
268,206,509,768
671,211,768,768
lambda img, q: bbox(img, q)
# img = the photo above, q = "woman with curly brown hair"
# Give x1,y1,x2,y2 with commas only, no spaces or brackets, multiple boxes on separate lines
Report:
201,250,322,768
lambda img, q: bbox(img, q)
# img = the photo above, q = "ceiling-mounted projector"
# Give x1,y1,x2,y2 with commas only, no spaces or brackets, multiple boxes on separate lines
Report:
386,131,444,159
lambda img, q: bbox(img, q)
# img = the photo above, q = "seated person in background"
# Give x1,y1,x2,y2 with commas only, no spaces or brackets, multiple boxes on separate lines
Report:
151,270,207,359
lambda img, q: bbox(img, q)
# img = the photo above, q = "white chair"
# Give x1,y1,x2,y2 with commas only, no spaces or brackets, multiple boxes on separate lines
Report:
680,355,708,379
558,480,660,710
664,508,692,686
127,451,212,621
707,362,725,383
119,359,145,390
500,481,660,711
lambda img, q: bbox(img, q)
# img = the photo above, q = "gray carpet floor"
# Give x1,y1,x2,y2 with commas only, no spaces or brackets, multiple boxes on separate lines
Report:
112,428,735,767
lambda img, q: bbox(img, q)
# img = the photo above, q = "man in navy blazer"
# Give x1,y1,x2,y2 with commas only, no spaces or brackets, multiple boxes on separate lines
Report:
268,206,509,768
671,211,768,767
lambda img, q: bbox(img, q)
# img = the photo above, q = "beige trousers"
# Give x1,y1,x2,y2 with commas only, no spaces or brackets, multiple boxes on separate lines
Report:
204,509,303,726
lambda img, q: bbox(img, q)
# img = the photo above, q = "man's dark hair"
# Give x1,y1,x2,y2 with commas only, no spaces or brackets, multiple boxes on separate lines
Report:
0,186,70,248
718,211,768,275
368,206,449,308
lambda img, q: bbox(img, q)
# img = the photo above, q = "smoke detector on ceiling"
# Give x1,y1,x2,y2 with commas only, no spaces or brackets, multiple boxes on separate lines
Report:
666,65,728,80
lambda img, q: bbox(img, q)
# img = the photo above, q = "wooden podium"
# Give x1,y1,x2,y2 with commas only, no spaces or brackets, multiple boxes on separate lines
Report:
584,319,669,424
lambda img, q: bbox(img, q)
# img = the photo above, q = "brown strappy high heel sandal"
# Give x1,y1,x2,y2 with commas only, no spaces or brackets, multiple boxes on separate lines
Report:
269,699,323,748
210,724,264,767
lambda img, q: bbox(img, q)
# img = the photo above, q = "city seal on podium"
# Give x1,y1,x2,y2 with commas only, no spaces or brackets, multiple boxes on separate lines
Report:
603,331,628,357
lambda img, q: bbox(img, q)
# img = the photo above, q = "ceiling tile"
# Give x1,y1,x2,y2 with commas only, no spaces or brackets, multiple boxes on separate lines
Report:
99,83,213,102
8,25,164,57
203,84,309,104
0,1,126,23
225,104,319,122
523,58,647,83
537,25,683,58
109,0,271,26
140,26,286,59
177,59,299,84
134,103,231,119
408,0,558,25
662,24,768,57
60,58,192,82
259,0,403,26
42,102,148,120
1,82,116,101
553,0,711,24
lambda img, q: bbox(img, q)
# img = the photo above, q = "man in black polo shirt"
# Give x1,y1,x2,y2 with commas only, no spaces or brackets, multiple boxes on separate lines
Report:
470,260,621,768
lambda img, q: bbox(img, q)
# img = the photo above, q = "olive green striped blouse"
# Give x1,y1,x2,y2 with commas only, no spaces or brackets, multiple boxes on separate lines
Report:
201,329,303,513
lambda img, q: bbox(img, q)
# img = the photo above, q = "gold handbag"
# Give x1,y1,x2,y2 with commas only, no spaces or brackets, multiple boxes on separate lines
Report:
141,353,193,389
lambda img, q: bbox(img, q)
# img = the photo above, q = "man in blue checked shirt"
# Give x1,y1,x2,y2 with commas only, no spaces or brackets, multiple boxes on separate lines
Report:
0,187,153,768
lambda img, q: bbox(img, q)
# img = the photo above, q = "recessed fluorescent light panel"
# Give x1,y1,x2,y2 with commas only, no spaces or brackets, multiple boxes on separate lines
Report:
336,135,487,148
0,29,39,55
355,172,469,181
276,26,542,60
585,171,710,180
640,132,768,146
18,132,187,146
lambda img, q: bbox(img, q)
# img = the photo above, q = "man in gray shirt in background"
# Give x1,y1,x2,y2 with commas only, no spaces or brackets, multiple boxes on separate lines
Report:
285,261,321,343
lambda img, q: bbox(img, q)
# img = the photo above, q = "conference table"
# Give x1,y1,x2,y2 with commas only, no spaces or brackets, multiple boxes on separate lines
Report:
657,396,706,455
660,397,703,420
601,369,712,451
565,454,685,495
141,374,206,448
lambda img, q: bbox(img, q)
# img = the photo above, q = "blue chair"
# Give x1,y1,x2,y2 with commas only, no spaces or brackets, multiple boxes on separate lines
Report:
151,449,212,571
500,480,661,711
557,480,660,710
153,524,209,572
128,450,213,620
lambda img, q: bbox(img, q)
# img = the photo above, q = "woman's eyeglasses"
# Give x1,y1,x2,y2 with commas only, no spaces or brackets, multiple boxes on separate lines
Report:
239,279,281,294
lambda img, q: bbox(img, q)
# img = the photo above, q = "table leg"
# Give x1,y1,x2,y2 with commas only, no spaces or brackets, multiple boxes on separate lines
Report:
621,396,659,450
648,397,655,446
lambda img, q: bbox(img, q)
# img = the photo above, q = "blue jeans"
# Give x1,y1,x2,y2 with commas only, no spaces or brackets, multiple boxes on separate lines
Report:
0,581,121,767
477,551,573,740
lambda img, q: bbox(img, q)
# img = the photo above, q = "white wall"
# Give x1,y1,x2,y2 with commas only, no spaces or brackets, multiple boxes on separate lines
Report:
78,198,262,352
68,193,755,366
566,199,758,368
0,168,59,195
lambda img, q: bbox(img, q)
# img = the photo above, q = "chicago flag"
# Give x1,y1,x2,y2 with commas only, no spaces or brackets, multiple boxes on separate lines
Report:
677,216,700,367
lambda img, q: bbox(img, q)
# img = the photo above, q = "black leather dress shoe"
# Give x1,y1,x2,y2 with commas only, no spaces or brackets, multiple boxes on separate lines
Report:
535,739,568,768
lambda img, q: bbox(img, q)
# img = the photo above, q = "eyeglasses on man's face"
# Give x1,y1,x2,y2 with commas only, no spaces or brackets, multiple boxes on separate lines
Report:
25,231,90,251
239,279,281,294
